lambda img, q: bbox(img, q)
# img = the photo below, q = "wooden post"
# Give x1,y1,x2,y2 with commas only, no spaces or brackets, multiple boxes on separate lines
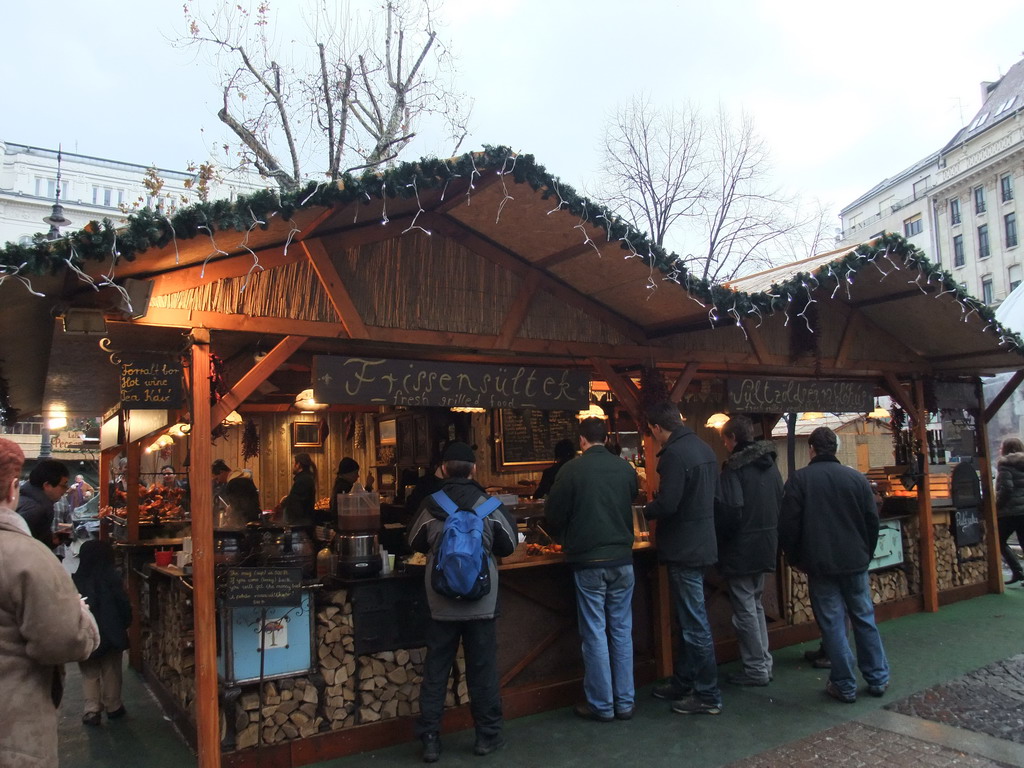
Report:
190,328,221,768
124,440,144,670
912,379,938,612
974,379,1004,593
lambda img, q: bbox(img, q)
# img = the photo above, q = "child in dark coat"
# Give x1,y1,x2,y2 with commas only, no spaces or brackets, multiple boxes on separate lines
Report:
72,540,132,725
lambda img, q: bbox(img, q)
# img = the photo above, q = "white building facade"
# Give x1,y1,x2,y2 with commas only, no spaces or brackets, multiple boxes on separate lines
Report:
839,59,1024,306
0,141,271,247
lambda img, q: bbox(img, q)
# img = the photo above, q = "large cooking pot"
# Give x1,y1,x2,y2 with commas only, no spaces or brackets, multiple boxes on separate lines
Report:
213,530,253,567
258,526,315,577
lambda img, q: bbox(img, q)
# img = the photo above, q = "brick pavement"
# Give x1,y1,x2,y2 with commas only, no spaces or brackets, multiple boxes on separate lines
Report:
723,721,1016,768
887,654,1024,745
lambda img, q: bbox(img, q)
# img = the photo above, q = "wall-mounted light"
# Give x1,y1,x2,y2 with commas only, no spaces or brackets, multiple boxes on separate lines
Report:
801,412,825,421
450,406,486,413
294,388,327,411
61,308,107,335
47,415,68,431
705,413,729,430
576,403,607,421
168,422,191,437
146,434,175,453
222,410,244,426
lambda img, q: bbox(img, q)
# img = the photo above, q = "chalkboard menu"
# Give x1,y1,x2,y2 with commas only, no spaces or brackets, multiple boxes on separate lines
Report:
120,357,183,410
726,377,872,413
225,567,302,608
495,409,578,471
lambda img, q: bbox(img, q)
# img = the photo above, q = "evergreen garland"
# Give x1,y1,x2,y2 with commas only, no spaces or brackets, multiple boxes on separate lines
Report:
0,147,1019,352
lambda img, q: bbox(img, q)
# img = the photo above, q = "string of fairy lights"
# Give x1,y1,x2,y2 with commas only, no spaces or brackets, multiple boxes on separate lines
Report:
0,145,1021,357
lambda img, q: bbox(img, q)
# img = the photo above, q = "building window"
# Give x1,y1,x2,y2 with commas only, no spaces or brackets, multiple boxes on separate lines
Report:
1009,265,1022,292
978,224,991,258
1002,175,1014,203
950,198,961,225
92,186,100,205
982,276,994,304
953,234,965,267
913,177,930,200
1006,212,1018,248
904,215,923,237
975,186,986,214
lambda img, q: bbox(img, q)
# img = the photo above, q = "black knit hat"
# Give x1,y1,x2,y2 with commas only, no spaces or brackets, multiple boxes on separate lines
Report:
337,457,360,474
212,459,231,474
442,442,475,463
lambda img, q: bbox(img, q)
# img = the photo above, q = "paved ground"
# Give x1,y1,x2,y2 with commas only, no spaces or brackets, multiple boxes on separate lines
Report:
887,654,1024,746
57,586,1024,767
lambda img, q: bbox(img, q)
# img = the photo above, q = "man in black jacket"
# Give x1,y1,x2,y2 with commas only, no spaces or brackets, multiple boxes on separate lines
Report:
779,426,889,704
545,417,638,722
643,401,722,715
17,458,69,550
715,416,782,687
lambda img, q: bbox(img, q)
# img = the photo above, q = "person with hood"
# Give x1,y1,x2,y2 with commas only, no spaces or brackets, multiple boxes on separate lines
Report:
327,457,361,520
643,400,722,716
16,458,69,550
995,436,1024,584
779,426,889,704
72,540,132,726
714,415,783,687
278,453,317,527
406,442,516,762
0,438,100,767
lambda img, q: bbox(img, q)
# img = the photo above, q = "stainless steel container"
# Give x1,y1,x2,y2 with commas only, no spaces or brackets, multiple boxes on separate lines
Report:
337,532,382,578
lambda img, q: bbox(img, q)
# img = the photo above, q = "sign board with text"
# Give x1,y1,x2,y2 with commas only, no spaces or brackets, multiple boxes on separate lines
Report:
313,356,589,411
726,378,872,414
225,568,302,608
119,358,183,410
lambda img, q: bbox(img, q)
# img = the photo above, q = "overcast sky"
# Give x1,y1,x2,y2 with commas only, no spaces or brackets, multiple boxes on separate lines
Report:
5,0,1024,244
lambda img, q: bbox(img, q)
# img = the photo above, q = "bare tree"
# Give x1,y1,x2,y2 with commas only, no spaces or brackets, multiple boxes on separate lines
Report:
597,98,820,283
181,0,470,193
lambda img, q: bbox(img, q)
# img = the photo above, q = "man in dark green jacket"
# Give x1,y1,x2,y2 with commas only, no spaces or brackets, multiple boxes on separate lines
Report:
546,417,638,722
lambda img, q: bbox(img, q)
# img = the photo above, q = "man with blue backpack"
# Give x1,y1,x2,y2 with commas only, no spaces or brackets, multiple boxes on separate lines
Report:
407,442,517,763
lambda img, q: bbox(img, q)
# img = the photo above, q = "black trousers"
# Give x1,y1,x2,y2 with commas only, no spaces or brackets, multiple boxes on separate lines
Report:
415,617,503,739
999,515,1024,578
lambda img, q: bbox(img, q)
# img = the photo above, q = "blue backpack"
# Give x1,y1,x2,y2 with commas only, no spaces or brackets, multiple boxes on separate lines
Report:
430,491,502,600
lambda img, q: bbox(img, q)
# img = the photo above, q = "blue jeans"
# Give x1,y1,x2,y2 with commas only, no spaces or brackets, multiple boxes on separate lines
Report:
807,571,889,698
573,564,635,717
667,565,721,706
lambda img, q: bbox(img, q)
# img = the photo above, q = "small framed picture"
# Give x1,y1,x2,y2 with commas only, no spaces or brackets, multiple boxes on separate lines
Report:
292,421,323,448
377,418,397,446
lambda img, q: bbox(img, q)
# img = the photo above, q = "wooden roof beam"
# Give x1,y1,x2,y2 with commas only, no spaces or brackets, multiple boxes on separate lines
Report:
422,212,649,345
535,239,607,270
211,334,309,425
589,357,642,426
669,363,699,403
301,238,369,340
494,271,541,350
984,369,1024,423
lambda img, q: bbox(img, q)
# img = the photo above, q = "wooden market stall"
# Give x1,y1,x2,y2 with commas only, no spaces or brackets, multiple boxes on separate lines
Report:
2,147,1024,767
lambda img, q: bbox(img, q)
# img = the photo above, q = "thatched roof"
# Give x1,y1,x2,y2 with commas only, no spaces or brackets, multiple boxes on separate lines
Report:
1,146,1021,421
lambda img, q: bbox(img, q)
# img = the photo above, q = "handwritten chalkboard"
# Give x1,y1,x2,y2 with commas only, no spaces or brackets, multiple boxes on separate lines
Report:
952,508,983,547
225,568,302,608
120,357,183,410
495,409,578,471
726,377,872,413
313,356,589,410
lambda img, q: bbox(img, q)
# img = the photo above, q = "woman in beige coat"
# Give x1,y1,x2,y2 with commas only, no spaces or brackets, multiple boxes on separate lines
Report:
0,438,99,768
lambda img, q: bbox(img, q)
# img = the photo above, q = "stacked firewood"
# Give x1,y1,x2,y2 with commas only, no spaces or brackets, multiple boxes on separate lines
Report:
787,570,814,625
357,648,429,723
234,678,323,748
954,542,988,585
869,569,909,603
933,526,958,591
317,589,358,730
145,579,196,715
901,518,921,594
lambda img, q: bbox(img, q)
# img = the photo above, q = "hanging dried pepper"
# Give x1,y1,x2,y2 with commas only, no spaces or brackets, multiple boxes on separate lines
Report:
242,417,260,460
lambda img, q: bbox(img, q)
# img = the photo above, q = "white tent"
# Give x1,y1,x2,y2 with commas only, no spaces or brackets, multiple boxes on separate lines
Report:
983,282,1024,458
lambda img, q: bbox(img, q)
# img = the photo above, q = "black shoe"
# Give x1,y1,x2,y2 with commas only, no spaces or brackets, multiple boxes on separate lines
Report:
614,706,635,721
825,681,856,704
803,647,827,663
573,702,614,722
421,733,441,763
472,734,505,756
812,656,832,669
82,712,102,727
727,672,770,687
867,683,888,698
1007,573,1023,585
670,695,721,715
651,681,693,700
107,706,127,720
